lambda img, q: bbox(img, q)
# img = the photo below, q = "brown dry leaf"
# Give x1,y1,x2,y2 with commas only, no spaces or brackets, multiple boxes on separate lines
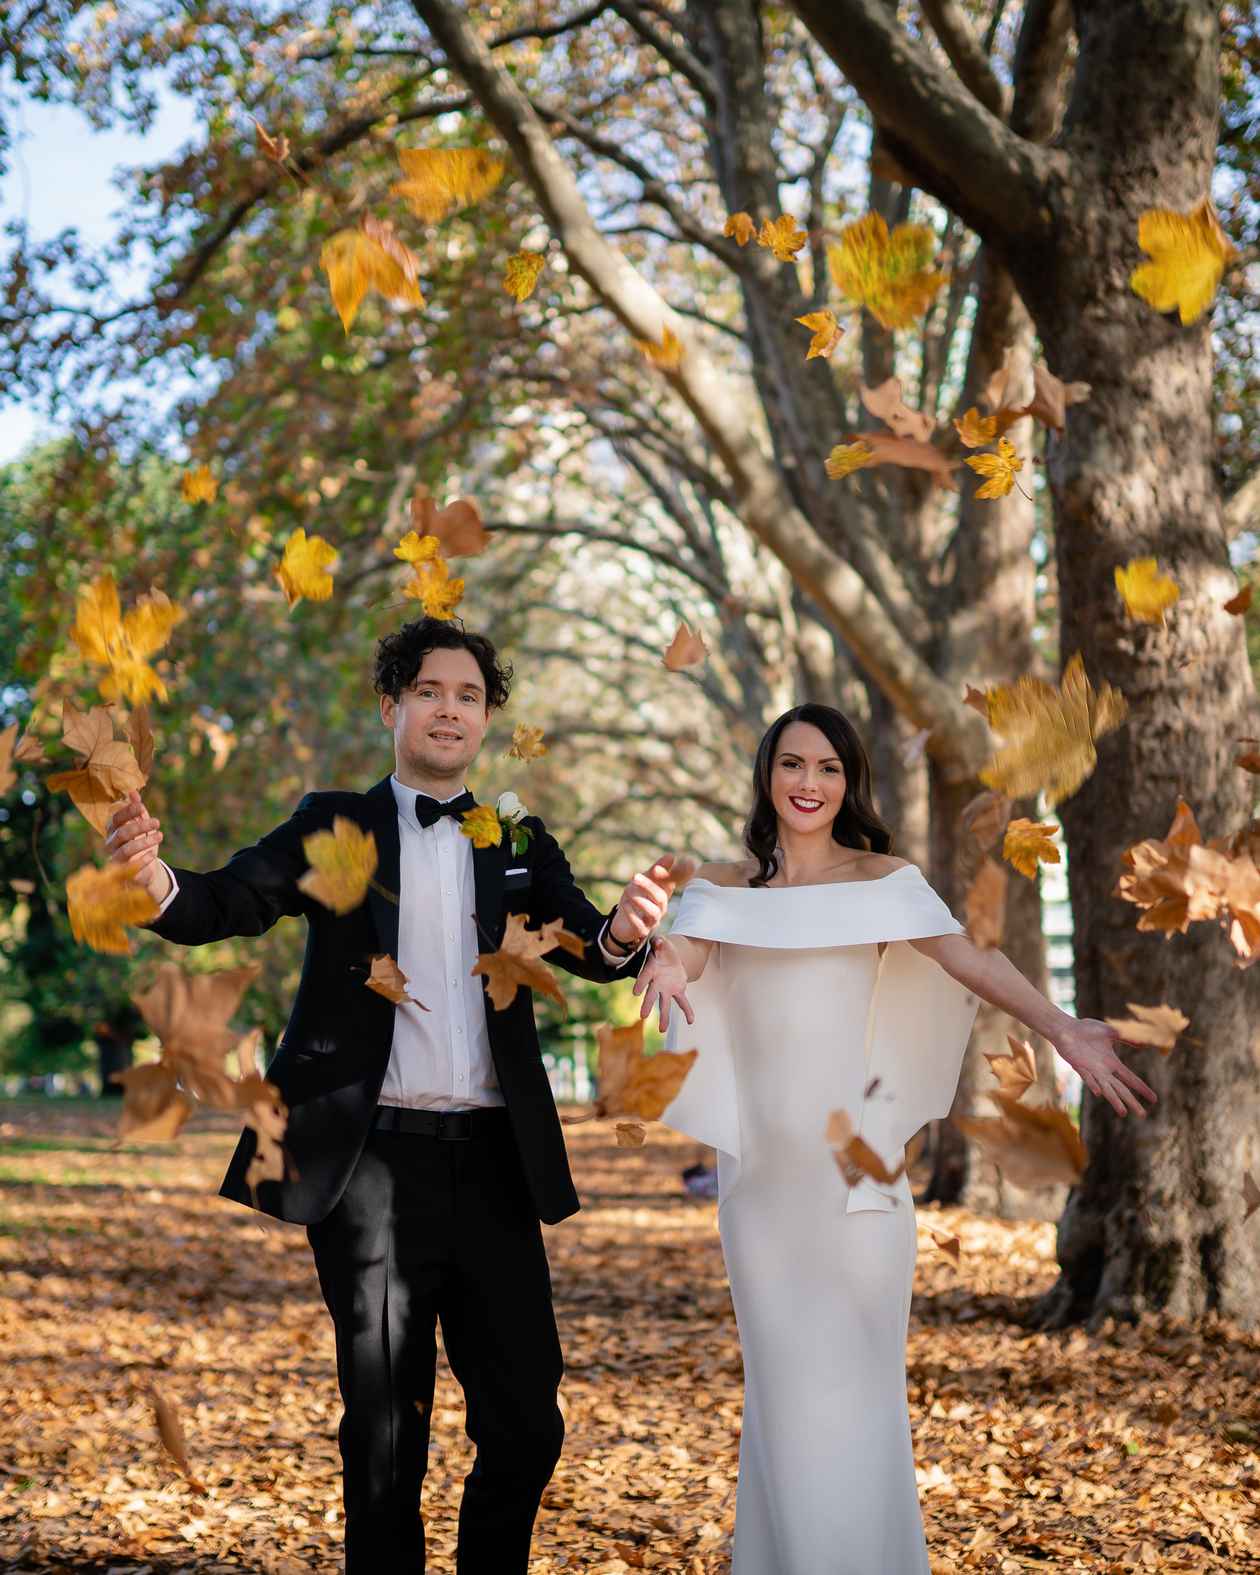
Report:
984,1035,1039,1102
662,620,708,671
251,115,290,163
978,651,1129,809
66,862,159,955
366,953,428,1009
298,816,379,915
0,722,18,795
959,789,1012,852
147,1385,208,1494
825,1108,905,1187
593,1019,698,1121
132,962,263,1110
964,856,1008,950
111,1062,194,1142
1002,817,1062,879
238,1071,290,1197
126,705,154,782
930,1231,962,1266
1224,583,1252,615
47,701,146,834
847,430,958,489
615,1122,647,1148
472,912,572,1013
410,488,490,557
953,1091,1087,1188
860,377,934,443
1102,1001,1190,1055
1023,360,1091,434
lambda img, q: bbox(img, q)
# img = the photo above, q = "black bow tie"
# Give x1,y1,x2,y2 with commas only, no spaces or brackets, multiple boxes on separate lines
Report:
414,789,476,829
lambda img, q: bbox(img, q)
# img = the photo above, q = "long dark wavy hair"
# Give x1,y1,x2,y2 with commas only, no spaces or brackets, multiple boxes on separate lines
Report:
743,704,894,887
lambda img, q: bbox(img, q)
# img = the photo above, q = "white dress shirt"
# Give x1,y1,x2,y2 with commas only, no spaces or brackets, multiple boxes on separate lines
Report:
154,775,636,1111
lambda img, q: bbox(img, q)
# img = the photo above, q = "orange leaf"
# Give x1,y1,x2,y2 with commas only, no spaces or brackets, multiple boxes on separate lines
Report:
409,489,490,557
662,620,707,671
471,912,576,1013
594,1019,698,1120
366,953,428,1008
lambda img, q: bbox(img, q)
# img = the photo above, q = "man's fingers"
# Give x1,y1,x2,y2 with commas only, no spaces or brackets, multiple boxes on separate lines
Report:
631,872,670,907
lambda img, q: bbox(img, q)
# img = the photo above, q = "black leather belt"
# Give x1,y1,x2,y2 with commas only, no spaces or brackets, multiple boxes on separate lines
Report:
373,1105,508,1142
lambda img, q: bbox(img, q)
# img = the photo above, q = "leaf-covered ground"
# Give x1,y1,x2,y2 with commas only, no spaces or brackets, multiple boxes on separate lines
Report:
1,1099,1258,1573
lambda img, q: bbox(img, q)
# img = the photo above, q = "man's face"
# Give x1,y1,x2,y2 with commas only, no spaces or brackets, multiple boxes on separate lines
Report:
380,646,491,787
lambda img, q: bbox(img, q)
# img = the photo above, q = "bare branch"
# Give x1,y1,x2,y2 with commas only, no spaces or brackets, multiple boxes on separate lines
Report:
919,0,1008,119
1225,471,1260,541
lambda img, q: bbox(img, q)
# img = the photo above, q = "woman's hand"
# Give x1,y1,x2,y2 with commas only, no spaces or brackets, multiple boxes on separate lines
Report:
1051,1017,1158,1118
632,935,695,1035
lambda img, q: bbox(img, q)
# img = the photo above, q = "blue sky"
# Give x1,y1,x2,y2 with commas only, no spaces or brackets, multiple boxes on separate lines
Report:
1,88,199,462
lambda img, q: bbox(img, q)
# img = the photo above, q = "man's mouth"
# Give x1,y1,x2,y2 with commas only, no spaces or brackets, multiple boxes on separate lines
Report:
429,730,463,744
789,795,823,813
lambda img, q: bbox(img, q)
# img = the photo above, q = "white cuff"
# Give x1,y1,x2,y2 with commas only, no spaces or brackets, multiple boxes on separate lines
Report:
597,918,636,969
155,860,180,916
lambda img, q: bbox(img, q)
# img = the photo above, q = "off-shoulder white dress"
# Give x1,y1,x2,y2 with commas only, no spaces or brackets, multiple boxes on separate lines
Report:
659,867,980,1575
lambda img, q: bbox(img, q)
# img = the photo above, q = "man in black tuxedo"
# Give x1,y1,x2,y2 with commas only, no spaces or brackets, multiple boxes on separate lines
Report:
103,617,672,1574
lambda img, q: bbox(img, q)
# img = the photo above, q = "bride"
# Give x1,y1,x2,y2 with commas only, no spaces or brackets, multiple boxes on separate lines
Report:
634,702,1156,1575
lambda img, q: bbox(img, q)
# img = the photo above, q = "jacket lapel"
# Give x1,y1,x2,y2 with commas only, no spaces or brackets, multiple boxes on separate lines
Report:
472,836,506,955
365,775,401,961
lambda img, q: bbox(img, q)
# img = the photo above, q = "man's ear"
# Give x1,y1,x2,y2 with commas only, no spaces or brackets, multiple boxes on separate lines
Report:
380,692,396,727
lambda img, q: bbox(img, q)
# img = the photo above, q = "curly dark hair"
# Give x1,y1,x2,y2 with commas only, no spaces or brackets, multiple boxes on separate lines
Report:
373,617,514,710
743,703,894,887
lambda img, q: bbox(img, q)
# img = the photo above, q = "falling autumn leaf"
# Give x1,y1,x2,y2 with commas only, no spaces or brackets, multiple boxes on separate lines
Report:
795,309,844,359
615,1121,647,1147
722,211,755,246
847,431,957,488
402,554,464,619
1115,557,1180,625
860,378,934,443
953,1091,1087,1188
1102,1001,1189,1055
298,816,378,915
1022,361,1091,434
508,723,548,761
472,912,579,1013
66,861,159,955
409,490,490,557
964,855,1009,950
130,962,263,1110
960,788,1012,852
111,1062,194,1142
593,1019,697,1121
47,702,146,835
394,529,442,567
146,1385,208,1494
180,464,218,504
390,145,505,221
824,440,875,480
662,620,707,671
240,1069,290,1198
984,1036,1039,1103
978,651,1128,809
276,527,338,608
954,406,1015,448
503,249,546,302
1129,195,1237,325
827,211,948,330
965,437,1024,500
756,212,808,263
319,226,425,334
633,324,683,370
366,953,428,1009
1224,583,1252,616
0,722,22,795
70,573,185,706
459,803,503,850
826,1107,906,1189
930,1231,962,1266
1002,817,1062,878
252,117,290,163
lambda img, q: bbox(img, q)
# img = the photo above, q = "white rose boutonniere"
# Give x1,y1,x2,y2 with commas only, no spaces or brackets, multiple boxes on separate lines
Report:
495,791,534,857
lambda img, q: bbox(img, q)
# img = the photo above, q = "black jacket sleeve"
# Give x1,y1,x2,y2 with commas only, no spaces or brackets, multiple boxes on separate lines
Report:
523,817,649,984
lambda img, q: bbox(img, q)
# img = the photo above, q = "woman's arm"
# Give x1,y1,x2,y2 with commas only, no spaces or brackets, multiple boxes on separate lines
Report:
911,931,1158,1118
665,931,715,983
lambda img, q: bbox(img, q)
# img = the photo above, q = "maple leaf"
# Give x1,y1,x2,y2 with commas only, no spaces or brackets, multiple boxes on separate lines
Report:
47,702,146,834
954,406,999,447
459,803,503,850
633,324,683,370
402,554,465,619
365,953,428,1008
1102,1001,1189,1055
360,214,422,287
394,529,442,566
508,723,548,761
953,1092,1087,1188
1001,817,1062,878
390,146,506,221
146,1385,208,1495
131,962,263,1109
593,1019,697,1120
963,855,1008,950
180,464,218,504
662,620,707,671
756,212,808,263
1022,361,1091,433
860,377,934,442
65,861,158,955
127,704,154,781
111,1062,194,1141
240,1068,290,1198
409,489,490,557
827,211,948,330
319,226,425,334
824,440,875,480
1129,195,1236,325
983,1035,1039,1103
826,1107,906,1189
471,912,578,1013
722,211,755,246
276,527,337,608
965,437,1024,500
503,249,546,302
1115,556,1180,625
795,309,844,359
299,816,378,914
978,651,1128,809
71,572,186,705
848,431,958,489
959,788,1012,852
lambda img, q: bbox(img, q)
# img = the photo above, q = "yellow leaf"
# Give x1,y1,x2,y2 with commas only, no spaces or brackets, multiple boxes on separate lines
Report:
390,146,505,222
459,803,503,850
503,249,546,302
299,816,378,915
66,861,159,955
319,227,425,334
1001,817,1062,879
795,309,843,360
508,723,548,761
1115,556,1180,626
756,212,808,263
593,1019,698,1120
633,324,683,370
827,211,948,330
393,530,442,566
1129,196,1236,325
180,464,218,504
402,554,465,619
978,651,1128,809
276,527,337,608
964,436,1023,500
70,573,185,706
824,440,875,480
954,406,998,447
723,211,755,246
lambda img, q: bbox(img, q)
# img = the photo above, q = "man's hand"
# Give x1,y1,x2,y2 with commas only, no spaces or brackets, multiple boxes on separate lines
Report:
104,789,172,905
608,852,689,949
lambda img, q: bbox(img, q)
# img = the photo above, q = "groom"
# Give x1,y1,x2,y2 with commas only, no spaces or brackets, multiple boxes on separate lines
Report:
103,616,672,1574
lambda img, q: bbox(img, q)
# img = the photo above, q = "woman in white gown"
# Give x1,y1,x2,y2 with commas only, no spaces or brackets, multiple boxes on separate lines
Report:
633,704,1157,1575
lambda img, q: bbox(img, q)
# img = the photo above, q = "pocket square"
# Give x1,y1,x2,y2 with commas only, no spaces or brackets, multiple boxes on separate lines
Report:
505,867,530,877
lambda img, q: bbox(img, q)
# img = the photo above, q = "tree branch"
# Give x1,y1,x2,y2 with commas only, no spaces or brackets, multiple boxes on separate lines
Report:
1225,470,1260,541
919,0,1008,119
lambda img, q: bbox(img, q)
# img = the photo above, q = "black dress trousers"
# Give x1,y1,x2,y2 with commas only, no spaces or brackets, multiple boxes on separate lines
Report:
306,1111,565,1574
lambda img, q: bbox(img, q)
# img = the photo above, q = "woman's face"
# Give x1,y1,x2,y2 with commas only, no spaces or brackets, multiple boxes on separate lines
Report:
769,720,847,836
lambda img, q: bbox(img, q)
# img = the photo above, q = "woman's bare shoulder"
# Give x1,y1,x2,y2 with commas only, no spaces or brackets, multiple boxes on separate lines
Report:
694,859,756,888
870,853,916,876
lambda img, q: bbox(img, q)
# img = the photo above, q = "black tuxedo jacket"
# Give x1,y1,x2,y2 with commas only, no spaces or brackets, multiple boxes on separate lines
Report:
145,773,646,1226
